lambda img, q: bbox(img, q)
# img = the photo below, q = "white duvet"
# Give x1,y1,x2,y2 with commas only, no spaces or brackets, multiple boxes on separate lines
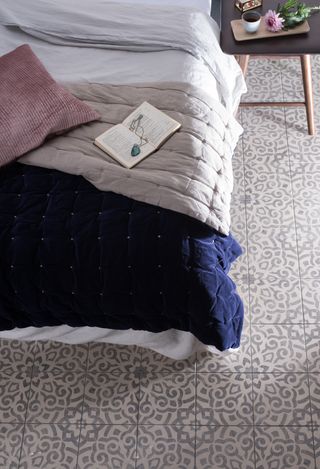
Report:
0,0,244,113
0,0,246,358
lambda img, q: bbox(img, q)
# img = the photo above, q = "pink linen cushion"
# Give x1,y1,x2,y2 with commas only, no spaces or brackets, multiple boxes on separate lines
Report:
0,44,100,167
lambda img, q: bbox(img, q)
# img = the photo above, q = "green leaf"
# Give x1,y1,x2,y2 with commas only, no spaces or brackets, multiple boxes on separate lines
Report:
276,0,320,29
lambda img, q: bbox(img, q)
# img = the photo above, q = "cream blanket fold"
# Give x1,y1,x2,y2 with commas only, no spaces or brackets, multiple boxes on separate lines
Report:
20,82,242,235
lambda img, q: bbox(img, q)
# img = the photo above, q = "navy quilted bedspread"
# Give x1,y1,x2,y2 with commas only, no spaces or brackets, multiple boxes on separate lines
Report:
0,163,243,351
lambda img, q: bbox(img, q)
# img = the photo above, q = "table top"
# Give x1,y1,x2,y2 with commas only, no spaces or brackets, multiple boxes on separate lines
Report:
220,0,320,55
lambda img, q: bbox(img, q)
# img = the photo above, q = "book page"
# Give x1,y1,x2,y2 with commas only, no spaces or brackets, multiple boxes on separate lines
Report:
95,124,154,169
122,102,181,149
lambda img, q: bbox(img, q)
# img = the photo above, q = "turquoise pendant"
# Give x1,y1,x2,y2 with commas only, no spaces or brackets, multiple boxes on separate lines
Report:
131,144,141,157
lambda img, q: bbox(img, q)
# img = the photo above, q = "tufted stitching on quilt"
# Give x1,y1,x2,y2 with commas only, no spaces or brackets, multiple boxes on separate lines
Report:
0,162,243,350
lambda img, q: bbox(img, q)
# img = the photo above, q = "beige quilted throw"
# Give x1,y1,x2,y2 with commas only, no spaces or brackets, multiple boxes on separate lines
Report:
20,82,243,235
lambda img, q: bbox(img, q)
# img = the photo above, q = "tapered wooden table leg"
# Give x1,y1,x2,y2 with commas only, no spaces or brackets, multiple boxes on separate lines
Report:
300,54,315,136
238,55,250,77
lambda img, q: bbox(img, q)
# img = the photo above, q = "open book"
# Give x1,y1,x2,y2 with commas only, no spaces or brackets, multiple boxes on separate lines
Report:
94,101,181,169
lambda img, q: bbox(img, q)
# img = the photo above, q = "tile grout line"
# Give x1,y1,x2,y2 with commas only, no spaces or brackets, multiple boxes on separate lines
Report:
194,364,198,469
4,421,311,427
75,343,90,469
239,104,256,469
280,63,317,452
134,348,143,469
281,61,317,465
241,60,298,465
16,341,38,467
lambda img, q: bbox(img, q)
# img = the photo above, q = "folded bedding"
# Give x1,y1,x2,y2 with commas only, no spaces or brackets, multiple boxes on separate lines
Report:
0,0,245,113
21,81,241,235
0,1,246,351
0,162,243,351
0,80,244,351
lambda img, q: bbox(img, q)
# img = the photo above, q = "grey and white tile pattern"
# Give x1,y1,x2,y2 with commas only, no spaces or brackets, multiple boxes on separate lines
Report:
136,425,195,469
0,424,24,468
254,426,315,469
78,425,137,469
0,57,320,467
196,426,255,469
20,424,80,469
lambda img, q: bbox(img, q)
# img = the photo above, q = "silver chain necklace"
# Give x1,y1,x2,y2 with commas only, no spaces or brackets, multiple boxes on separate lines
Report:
129,114,148,156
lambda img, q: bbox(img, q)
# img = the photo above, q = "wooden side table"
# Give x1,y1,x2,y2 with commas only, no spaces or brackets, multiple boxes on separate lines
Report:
220,0,319,135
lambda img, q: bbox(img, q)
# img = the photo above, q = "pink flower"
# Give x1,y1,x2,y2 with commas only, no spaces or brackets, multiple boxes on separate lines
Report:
264,9,284,32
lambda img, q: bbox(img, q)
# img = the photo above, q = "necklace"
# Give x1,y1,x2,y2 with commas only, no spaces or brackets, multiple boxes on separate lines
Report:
129,114,148,157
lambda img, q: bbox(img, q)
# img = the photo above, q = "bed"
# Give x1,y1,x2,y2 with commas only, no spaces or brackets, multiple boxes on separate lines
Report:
0,0,246,359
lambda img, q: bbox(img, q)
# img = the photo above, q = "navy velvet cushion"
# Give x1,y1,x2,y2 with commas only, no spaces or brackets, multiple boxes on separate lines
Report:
0,163,243,350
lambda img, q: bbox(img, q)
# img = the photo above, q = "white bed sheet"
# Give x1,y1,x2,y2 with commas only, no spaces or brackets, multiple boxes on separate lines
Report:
0,0,243,359
111,0,212,14
45,0,212,13
0,326,228,360
0,27,222,107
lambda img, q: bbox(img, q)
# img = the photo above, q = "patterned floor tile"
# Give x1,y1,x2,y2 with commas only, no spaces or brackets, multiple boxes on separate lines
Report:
242,109,289,172
251,325,307,372
285,106,314,136
77,425,137,469
290,146,320,174
0,372,31,423
250,275,303,324
139,373,195,425
229,251,248,278
253,373,311,426
196,426,255,469
19,424,80,469
0,339,35,376
314,426,320,469
136,425,195,469
87,343,141,375
242,59,283,102
297,226,320,278
280,57,304,102
230,203,247,248
254,426,315,469
140,348,196,374
233,281,250,326
247,224,297,252
301,279,320,323
294,199,320,227
312,55,320,97
290,158,320,177
0,423,24,468
26,371,85,424
241,107,287,143
243,146,289,174
292,172,320,201
309,374,320,425
232,163,245,201
285,105,320,146
33,341,88,374
196,373,253,425
305,325,320,373
248,245,299,279
82,373,139,425
245,172,294,230
245,165,292,192
196,324,251,373
230,196,246,221
246,202,295,233
232,138,243,169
